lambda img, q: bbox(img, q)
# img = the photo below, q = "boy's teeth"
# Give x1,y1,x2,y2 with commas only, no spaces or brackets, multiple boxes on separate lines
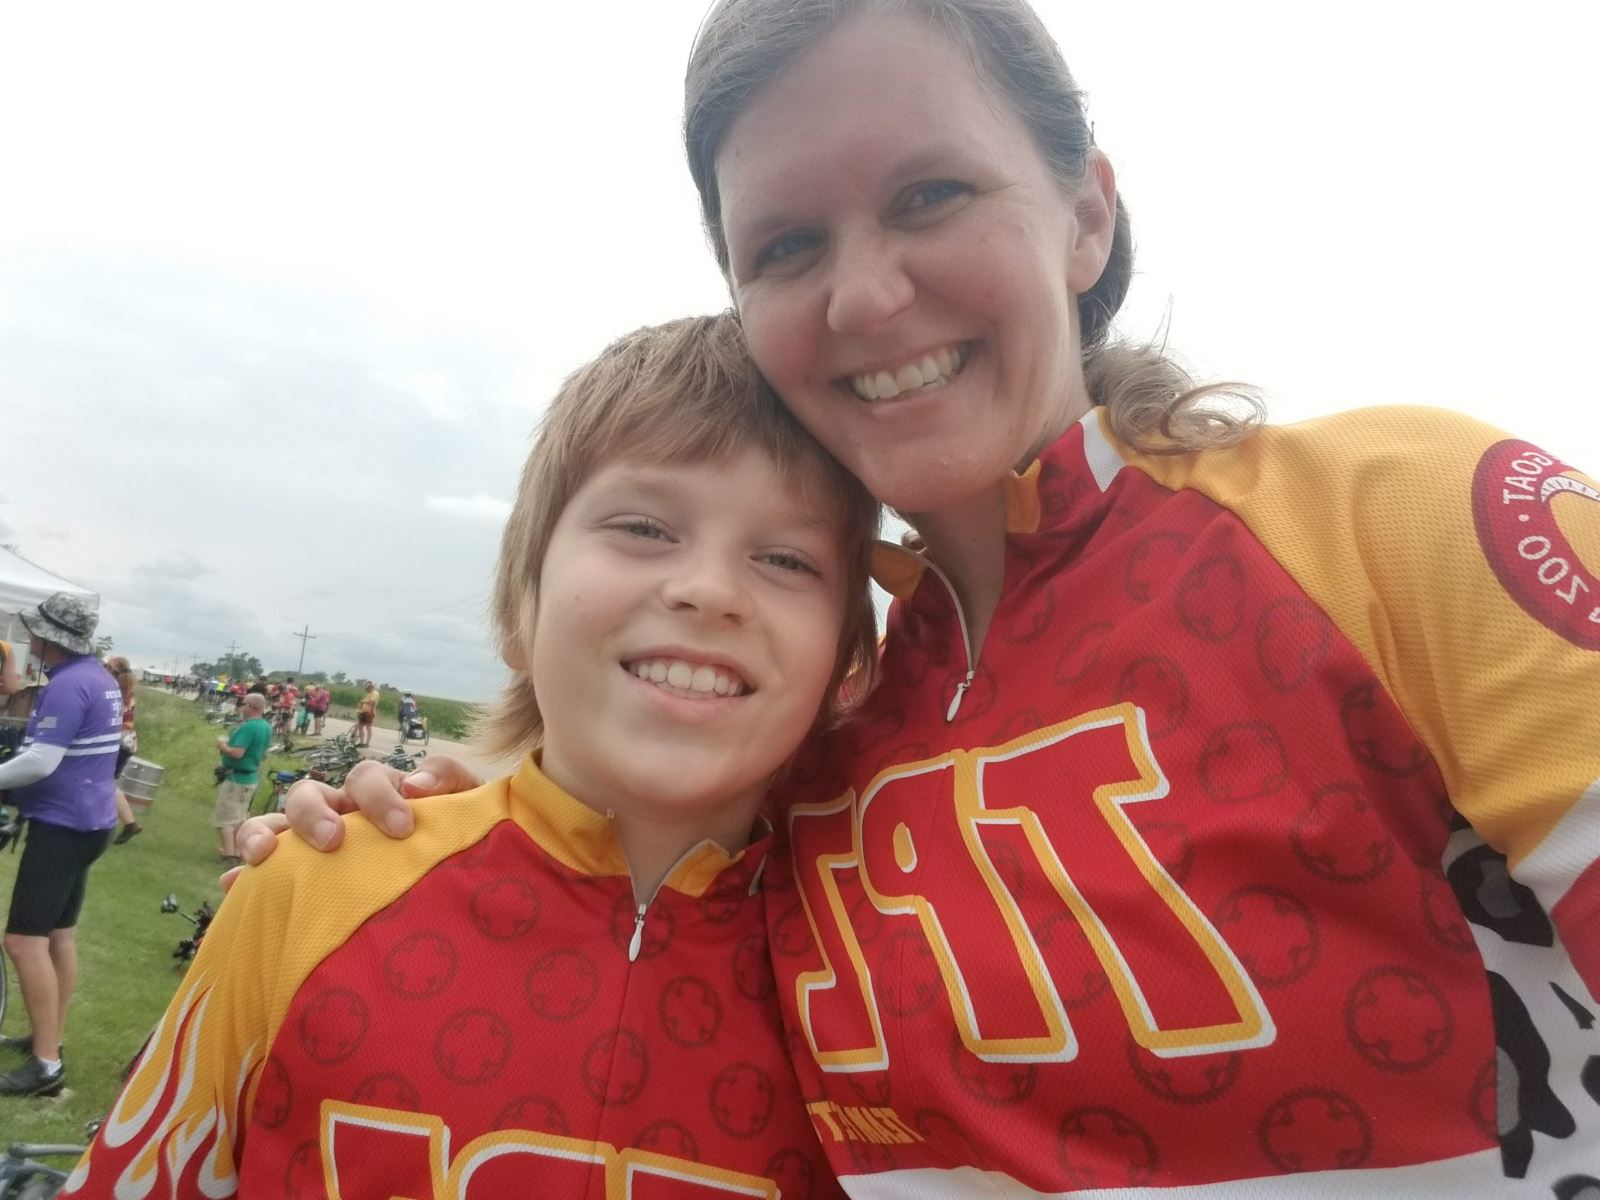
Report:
628,657,747,697
850,344,965,402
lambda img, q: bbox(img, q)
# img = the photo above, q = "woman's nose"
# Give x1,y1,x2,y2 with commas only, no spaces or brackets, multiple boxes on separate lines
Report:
826,232,914,336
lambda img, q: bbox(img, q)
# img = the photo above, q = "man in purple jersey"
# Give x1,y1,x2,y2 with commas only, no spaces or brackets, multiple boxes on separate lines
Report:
0,593,120,1097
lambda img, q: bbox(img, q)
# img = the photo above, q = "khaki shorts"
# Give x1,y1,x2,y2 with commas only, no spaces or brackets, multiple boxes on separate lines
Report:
213,780,255,828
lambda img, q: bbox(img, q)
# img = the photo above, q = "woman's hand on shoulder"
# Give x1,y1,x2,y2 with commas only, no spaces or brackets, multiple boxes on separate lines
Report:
225,756,487,882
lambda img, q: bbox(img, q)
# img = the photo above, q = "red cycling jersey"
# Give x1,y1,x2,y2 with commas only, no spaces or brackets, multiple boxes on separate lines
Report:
68,758,841,1200
769,407,1600,1196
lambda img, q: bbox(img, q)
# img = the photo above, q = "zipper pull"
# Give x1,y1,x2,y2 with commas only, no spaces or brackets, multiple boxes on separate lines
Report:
627,903,647,962
945,670,975,722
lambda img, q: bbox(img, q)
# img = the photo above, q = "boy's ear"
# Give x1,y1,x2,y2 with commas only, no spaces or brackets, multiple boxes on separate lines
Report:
501,595,537,671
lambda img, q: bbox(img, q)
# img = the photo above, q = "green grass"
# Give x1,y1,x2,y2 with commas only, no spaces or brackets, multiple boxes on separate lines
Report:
0,688,300,1145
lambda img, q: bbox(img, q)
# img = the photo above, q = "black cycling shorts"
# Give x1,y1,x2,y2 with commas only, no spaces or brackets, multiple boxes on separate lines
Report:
6,819,113,936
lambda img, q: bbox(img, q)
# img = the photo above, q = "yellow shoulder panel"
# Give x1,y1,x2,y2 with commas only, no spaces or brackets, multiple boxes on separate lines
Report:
1104,405,1600,886
100,778,512,1184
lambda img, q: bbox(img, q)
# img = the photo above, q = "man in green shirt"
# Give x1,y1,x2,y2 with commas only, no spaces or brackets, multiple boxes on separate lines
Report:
214,693,270,866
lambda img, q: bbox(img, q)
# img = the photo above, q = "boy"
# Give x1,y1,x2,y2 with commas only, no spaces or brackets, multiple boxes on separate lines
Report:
64,314,878,1197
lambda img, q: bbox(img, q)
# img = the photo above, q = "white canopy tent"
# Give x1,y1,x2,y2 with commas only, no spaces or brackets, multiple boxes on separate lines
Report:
0,545,98,656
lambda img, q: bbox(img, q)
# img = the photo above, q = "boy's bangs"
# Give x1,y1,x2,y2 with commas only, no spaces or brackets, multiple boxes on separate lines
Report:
591,386,847,522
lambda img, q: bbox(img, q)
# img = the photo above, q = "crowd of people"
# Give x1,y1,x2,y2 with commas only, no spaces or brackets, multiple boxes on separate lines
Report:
9,0,1599,1192
0,618,416,1103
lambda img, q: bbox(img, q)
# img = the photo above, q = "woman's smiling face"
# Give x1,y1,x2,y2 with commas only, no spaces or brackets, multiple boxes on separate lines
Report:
715,10,1115,517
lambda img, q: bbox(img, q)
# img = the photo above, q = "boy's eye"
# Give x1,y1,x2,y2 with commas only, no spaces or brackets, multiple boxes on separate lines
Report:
611,518,671,540
755,229,822,270
900,179,972,213
759,549,821,576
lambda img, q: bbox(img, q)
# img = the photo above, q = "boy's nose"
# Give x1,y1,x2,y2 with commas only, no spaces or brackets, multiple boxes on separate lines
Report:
660,554,751,622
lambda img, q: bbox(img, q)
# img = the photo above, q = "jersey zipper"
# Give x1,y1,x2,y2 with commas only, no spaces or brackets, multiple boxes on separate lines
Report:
627,904,648,962
625,841,714,962
922,556,978,722
622,818,769,960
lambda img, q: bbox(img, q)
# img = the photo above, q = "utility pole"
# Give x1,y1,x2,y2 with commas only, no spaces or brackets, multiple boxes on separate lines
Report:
290,625,317,675
224,641,239,678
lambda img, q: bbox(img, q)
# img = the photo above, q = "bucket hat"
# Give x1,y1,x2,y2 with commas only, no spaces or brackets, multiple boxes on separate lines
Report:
19,592,99,655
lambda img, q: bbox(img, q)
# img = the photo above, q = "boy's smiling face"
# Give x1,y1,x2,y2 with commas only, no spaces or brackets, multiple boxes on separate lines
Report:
531,446,851,851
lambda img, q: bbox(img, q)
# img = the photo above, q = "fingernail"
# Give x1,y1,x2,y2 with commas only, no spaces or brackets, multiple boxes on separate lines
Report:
241,833,263,859
312,817,339,849
385,809,413,837
407,771,437,792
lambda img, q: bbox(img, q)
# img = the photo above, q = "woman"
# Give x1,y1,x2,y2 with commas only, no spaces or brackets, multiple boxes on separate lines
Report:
249,0,1599,1192
104,655,143,844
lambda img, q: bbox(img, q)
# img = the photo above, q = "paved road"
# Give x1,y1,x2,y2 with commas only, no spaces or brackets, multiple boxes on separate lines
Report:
300,713,522,786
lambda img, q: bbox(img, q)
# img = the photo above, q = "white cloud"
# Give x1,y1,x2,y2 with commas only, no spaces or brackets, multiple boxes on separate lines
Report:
1,0,1594,701
132,554,210,581
374,368,474,424
424,495,512,523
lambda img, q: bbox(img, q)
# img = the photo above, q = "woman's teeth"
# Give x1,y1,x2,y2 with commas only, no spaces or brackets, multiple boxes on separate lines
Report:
850,344,966,401
627,657,748,697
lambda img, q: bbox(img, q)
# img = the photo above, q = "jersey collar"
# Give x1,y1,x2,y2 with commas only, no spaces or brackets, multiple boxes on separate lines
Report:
870,408,1129,600
506,753,772,900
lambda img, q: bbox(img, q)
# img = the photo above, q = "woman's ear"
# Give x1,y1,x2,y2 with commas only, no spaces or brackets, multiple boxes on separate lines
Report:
1067,149,1117,295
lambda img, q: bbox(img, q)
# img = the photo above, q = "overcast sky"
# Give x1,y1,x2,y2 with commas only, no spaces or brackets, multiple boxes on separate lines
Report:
3,1,1595,700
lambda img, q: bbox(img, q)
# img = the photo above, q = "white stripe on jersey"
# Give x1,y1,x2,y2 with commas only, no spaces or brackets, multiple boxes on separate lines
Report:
1079,410,1125,494
1515,774,1600,912
68,731,123,746
62,745,120,758
840,1148,1544,1199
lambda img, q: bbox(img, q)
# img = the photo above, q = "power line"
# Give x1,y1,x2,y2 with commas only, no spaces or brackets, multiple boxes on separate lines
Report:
290,624,318,675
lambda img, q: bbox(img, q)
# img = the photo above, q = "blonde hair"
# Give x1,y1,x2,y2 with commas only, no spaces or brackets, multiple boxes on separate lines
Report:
475,312,881,761
684,0,1263,454
106,654,136,702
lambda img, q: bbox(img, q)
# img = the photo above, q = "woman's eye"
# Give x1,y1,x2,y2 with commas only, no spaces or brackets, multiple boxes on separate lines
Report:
902,179,972,212
755,229,822,269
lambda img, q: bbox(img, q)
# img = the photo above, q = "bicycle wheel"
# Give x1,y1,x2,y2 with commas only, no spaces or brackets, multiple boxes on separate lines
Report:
3,1164,73,1200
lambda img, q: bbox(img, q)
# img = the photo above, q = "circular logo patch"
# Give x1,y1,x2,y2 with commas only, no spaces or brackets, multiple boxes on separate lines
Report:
1472,439,1600,649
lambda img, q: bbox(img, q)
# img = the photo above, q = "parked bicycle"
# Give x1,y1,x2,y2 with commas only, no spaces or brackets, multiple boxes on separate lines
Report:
379,745,427,774
300,736,362,787
256,769,309,814
266,706,298,754
160,894,215,963
0,1140,82,1199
